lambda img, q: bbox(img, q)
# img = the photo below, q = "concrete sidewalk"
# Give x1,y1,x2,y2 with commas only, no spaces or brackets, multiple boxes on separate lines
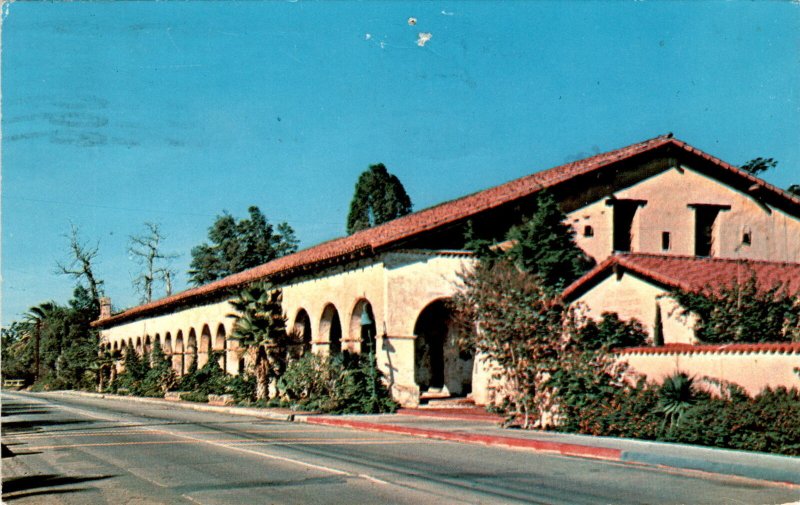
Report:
41,391,800,486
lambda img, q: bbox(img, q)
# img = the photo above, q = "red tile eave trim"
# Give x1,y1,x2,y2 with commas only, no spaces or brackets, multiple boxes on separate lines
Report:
672,139,800,208
618,342,800,356
91,244,376,328
94,135,800,329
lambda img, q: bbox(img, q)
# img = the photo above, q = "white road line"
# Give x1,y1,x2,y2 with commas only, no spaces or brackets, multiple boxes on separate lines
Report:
359,473,390,485
6,393,401,487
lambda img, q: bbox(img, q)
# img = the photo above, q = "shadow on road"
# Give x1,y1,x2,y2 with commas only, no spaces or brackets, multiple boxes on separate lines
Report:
2,473,115,502
1,418,95,435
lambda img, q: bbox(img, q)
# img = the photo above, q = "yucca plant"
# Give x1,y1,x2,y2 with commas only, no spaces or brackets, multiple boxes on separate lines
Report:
658,372,697,431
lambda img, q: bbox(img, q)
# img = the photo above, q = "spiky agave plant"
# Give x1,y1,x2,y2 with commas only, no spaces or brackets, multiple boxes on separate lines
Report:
657,372,697,431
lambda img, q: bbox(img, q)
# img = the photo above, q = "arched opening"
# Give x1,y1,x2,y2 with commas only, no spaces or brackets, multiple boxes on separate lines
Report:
293,309,312,358
319,304,342,355
144,335,152,356
163,332,173,354
199,324,212,369
413,299,472,398
128,338,134,354
174,331,185,375
113,341,118,352
135,337,142,355
349,299,376,354
214,324,227,373
186,328,198,374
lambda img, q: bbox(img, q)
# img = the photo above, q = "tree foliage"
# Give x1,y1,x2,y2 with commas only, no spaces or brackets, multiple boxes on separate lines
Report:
189,206,299,286
670,274,800,343
346,163,413,234
3,287,101,390
505,193,595,292
453,259,566,428
465,192,594,294
740,157,777,176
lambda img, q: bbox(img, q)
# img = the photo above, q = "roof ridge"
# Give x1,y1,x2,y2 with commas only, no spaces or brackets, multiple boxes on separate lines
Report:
95,133,800,328
619,252,800,268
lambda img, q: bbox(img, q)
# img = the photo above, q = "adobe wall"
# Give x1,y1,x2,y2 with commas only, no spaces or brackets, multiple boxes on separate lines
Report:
619,345,800,395
570,165,800,263
572,271,696,344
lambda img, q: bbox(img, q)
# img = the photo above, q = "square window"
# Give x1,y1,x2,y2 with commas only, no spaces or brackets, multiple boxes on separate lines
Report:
584,225,594,237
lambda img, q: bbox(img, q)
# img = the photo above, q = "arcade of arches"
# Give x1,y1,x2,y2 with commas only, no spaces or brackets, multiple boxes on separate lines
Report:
98,251,494,407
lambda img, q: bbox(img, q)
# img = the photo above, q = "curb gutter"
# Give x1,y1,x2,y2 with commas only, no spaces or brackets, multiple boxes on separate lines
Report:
297,416,621,461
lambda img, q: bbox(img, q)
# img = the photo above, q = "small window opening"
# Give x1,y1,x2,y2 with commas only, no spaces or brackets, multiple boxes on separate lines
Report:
661,232,671,251
583,225,594,237
742,231,751,245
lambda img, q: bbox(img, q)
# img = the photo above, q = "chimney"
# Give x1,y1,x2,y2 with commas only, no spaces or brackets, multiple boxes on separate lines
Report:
99,297,112,320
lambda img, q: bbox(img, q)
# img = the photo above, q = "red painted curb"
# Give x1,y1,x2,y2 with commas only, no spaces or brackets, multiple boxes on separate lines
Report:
305,417,621,461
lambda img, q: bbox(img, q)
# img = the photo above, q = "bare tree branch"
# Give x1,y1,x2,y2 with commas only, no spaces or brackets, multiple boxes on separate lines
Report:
55,224,104,304
129,222,178,303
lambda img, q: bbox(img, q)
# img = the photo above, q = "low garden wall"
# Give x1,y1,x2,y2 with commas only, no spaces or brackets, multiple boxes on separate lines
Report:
618,343,800,395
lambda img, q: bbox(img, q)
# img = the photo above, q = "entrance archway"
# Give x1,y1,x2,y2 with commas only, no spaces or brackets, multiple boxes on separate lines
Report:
174,331,185,375
199,325,212,368
320,304,342,355
413,299,472,396
349,299,376,354
293,309,312,358
214,324,227,373
186,329,198,374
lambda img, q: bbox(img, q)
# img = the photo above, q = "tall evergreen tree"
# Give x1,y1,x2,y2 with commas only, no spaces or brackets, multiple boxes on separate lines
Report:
505,193,594,293
346,164,413,234
188,206,299,286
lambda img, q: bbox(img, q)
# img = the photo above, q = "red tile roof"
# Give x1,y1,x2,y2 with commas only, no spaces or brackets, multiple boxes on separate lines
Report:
562,253,800,301
94,134,800,328
618,342,800,356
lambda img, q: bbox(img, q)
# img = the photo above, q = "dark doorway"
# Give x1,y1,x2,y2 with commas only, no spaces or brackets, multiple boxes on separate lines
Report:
693,205,724,257
413,300,472,396
612,200,642,252
414,302,446,391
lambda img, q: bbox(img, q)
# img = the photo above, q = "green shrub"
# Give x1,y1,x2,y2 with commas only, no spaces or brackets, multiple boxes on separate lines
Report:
279,352,397,414
178,352,229,396
180,391,209,403
553,369,800,456
225,373,256,403
670,274,799,343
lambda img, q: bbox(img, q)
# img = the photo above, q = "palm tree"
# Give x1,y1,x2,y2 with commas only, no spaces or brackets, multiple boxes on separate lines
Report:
22,302,59,381
227,282,288,401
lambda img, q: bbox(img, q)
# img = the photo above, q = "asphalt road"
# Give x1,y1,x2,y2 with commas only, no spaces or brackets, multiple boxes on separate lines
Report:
2,391,798,505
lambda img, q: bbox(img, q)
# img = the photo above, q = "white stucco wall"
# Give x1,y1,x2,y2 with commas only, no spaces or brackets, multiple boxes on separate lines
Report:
570,165,800,263
620,349,800,395
572,271,697,344
100,250,473,406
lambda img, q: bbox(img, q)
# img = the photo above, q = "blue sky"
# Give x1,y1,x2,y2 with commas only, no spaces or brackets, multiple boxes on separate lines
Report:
3,1,799,323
